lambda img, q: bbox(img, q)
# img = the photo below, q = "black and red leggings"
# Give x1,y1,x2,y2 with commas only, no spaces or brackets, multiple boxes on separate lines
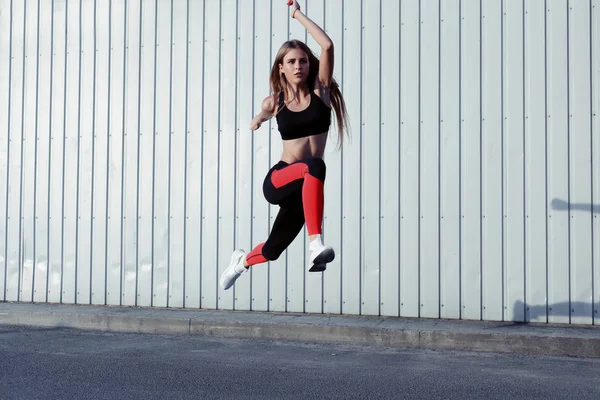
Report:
245,157,326,266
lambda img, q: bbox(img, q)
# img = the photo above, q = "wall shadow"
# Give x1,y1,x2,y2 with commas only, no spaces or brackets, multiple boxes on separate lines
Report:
551,198,600,213
513,300,597,323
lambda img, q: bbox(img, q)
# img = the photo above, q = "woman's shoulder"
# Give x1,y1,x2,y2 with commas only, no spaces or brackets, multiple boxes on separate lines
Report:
261,93,279,114
312,77,332,109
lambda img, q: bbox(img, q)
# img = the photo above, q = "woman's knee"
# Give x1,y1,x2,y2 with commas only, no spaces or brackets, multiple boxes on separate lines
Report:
261,242,284,261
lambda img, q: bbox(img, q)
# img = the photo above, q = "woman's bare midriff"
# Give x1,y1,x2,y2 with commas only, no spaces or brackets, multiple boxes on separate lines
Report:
280,132,329,163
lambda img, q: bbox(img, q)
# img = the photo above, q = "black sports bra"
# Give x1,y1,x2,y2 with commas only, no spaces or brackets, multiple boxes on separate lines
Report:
275,91,331,141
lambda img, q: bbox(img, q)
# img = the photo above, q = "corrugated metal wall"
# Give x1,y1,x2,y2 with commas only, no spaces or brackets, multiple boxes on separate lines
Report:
0,0,599,325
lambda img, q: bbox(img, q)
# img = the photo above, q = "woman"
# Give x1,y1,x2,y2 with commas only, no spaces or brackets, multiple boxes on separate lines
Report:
220,0,349,290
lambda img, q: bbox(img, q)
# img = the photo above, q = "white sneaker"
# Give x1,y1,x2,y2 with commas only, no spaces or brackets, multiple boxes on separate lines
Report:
309,244,335,272
220,249,248,290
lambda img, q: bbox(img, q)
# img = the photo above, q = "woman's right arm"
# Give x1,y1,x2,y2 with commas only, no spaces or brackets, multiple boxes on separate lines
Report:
250,94,277,130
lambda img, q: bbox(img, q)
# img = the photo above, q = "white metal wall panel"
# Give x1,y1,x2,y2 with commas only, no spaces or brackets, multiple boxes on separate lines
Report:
23,0,38,304
233,0,251,311
440,0,460,320
546,0,567,323
4,0,23,302
137,0,156,307
250,0,270,312
0,0,10,301
362,0,381,317
481,0,503,322
322,0,344,316
399,0,420,319
5,0,24,303
62,0,81,305
304,0,325,315
268,0,288,313
341,0,361,316
593,0,600,325
460,0,482,321
379,0,400,317
122,0,141,307
525,0,549,323
106,0,126,307
420,0,440,320
568,1,594,325
503,0,526,323
1,0,599,325
152,0,171,308
76,0,95,305
48,0,67,305
170,0,187,309
184,0,204,310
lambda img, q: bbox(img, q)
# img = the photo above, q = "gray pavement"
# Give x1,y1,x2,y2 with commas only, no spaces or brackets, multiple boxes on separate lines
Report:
0,302,599,358
1,325,600,400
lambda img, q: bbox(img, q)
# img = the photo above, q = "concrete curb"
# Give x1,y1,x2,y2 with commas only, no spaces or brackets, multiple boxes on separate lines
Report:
1,302,599,358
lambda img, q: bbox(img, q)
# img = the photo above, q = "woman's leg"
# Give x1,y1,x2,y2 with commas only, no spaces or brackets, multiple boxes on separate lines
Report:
266,157,326,237
262,158,334,271
220,159,331,290
245,197,305,266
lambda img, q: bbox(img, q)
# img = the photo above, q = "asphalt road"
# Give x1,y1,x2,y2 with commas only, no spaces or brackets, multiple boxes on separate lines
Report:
1,325,599,399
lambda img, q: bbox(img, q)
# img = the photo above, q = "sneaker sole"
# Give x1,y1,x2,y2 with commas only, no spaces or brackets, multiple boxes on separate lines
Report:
309,248,335,272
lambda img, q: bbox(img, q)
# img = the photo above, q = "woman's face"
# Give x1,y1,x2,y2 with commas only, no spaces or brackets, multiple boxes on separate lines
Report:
279,48,310,86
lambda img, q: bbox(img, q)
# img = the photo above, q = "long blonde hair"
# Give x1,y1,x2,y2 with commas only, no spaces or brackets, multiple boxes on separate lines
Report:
269,40,349,147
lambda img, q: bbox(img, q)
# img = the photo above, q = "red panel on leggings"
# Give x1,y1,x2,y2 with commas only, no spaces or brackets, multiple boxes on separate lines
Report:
246,243,268,266
271,163,309,188
270,163,323,235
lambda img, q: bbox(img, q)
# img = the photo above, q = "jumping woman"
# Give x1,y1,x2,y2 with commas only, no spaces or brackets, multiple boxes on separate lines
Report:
220,0,349,290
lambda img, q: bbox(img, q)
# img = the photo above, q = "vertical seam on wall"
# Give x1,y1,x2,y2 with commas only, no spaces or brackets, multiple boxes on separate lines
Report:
135,0,143,307
150,0,158,307
232,0,239,310
284,0,290,313
322,0,327,316
216,0,223,310
437,0,442,319
44,0,50,303
17,0,26,303
167,0,174,307
119,0,128,307
588,0,595,324
378,0,383,317
249,0,255,310
458,0,462,320
522,0,528,322
501,0,505,322
61,0,70,304
544,0,549,323
104,0,113,306
183,0,190,308
32,0,40,303
340,0,345,315
267,0,273,313
398,0,402,317
75,0,83,305
90,0,97,306
359,0,364,315
199,0,206,308
590,0,597,324
417,0,422,318
566,0,572,324
4,0,14,302
479,0,483,320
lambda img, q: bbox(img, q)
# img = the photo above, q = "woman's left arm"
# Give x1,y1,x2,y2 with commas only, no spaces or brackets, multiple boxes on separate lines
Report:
289,1,334,87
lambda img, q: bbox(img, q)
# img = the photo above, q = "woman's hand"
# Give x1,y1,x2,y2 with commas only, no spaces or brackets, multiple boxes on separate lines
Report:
250,119,262,131
288,0,301,18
